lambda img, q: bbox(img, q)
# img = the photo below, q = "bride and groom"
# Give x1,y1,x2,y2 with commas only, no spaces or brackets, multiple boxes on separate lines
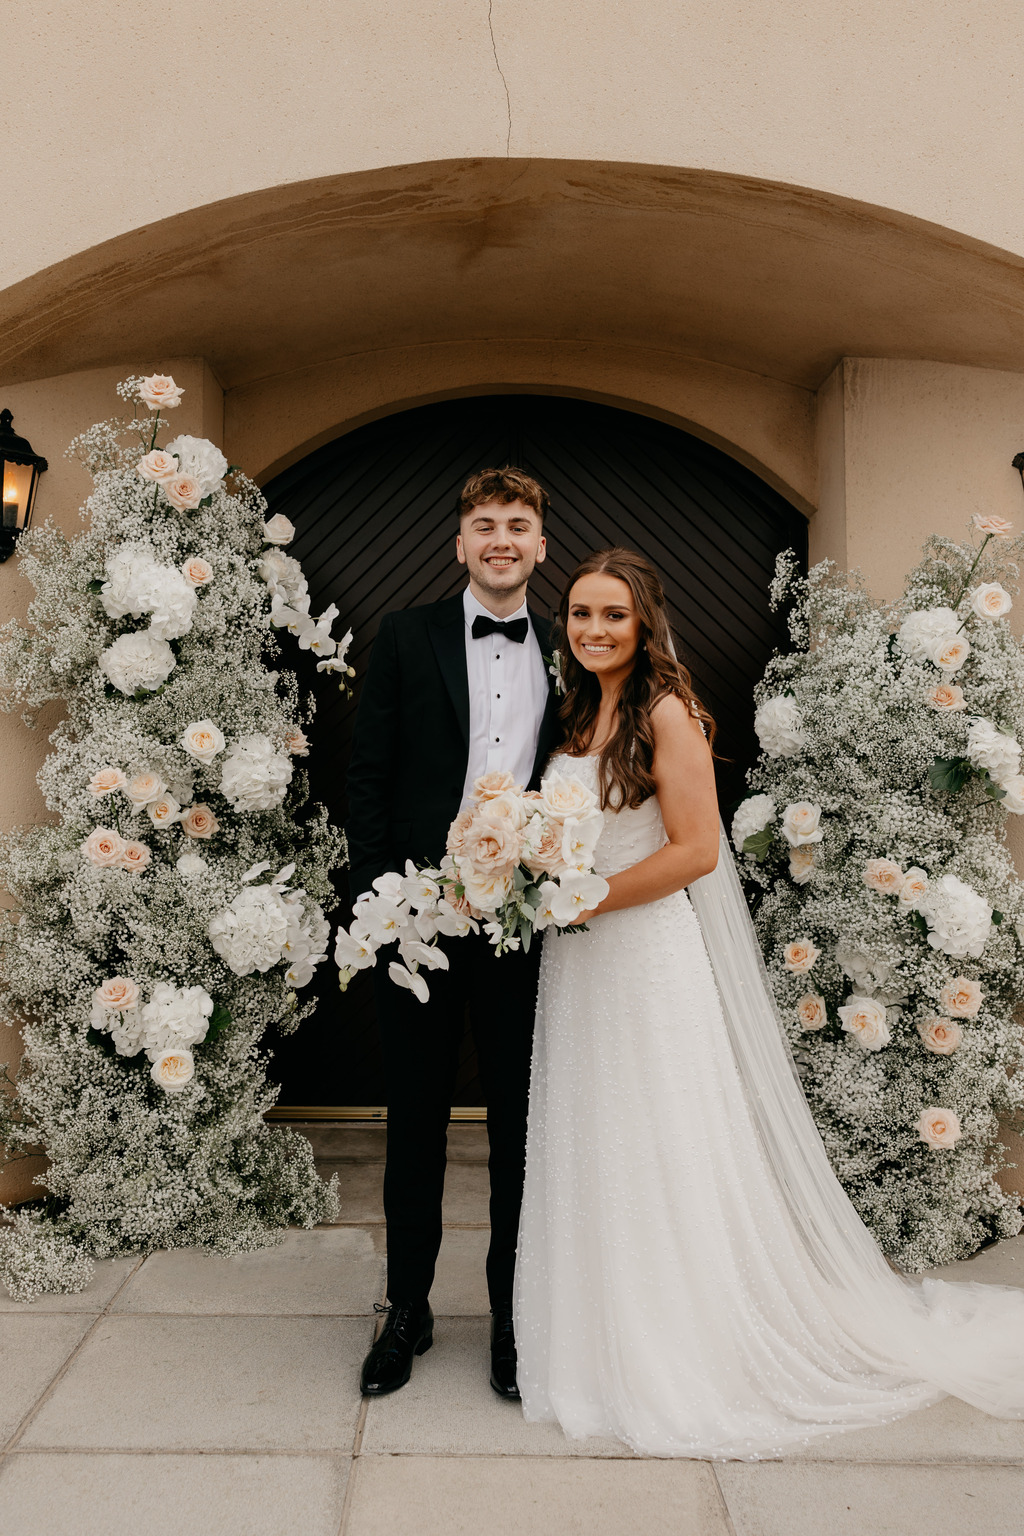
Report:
347,466,1024,1458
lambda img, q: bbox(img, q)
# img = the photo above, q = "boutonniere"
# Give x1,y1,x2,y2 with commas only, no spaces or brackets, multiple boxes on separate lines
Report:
544,648,565,696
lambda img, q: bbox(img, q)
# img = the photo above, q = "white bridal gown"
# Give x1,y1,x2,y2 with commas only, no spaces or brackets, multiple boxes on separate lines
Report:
514,753,1024,1459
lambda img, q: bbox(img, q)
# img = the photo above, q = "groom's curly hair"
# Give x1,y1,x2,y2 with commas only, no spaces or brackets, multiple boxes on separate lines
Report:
554,547,717,810
456,467,549,523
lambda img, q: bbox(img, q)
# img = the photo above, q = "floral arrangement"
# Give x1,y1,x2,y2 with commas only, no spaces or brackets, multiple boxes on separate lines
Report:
334,768,609,1001
0,375,348,1301
736,514,1024,1269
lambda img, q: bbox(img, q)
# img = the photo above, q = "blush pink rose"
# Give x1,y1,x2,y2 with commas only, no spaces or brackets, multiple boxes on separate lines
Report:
521,816,568,878
138,374,183,411
94,977,140,1012
284,728,309,756
180,804,219,839
782,937,820,974
461,816,521,877
472,770,519,802
446,809,476,858
796,994,827,1031
926,682,966,712
89,766,127,797
148,796,181,828
120,840,151,872
181,556,213,587
164,474,203,511
863,858,904,895
137,450,179,484
939,977,983,1018
973,514,1013,538
916,1107,962,1149
917,1016,962,1056
82,827,127,867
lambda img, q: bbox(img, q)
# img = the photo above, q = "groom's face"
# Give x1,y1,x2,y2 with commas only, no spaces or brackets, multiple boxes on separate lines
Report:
456,499,546,602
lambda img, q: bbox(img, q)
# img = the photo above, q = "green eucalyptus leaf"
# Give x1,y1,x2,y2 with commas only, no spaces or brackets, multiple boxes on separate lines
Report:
742,827,775,864
928,756,973,795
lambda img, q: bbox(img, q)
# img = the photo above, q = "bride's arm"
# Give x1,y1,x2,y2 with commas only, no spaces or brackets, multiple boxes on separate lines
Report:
582,695,719,919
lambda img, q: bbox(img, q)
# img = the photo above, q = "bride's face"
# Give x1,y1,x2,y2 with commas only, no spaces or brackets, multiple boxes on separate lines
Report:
566,573,643,683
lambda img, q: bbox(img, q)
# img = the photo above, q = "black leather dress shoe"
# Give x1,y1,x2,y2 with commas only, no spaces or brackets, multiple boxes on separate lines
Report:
489,1306,521,1400
360,1301,434,1396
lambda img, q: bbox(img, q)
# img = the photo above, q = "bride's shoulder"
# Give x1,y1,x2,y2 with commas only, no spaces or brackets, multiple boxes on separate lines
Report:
651,693,709,750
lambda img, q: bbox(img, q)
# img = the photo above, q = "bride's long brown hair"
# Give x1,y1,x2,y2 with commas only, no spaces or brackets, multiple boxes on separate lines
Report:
554,547,716,810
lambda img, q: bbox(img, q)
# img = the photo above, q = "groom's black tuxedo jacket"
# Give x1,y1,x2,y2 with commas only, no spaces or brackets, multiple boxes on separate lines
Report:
346,593,562,900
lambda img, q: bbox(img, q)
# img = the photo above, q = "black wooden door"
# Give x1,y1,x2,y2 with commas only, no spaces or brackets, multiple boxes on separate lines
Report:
264,395,807,1110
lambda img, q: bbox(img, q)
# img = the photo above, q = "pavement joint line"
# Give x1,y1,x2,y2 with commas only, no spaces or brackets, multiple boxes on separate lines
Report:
2,1446,1024,1466
0,1251,147,1456
710,1462,740,1535
337,1400,372,1536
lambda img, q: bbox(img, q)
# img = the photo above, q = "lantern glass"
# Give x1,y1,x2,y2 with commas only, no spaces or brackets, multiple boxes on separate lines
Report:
2,460,34,530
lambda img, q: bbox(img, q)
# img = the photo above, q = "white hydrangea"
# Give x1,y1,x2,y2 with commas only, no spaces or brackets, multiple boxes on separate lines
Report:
138,982,214,1059
98,630,177,694
730,794,775,853
219,734,294,812
896,606,960,662
209,885,291,975
163,435,229,496
966,718,1021,785
100,543,197,640
754,696,806,757
918,874,992,959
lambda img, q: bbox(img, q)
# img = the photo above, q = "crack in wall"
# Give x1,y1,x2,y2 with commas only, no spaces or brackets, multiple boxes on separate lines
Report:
487,0,513,155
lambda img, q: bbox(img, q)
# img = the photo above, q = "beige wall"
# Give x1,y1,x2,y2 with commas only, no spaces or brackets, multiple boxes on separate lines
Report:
5,0,1024,297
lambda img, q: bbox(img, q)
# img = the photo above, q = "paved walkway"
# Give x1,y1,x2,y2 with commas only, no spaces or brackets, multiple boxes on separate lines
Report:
1,1124,1022,1535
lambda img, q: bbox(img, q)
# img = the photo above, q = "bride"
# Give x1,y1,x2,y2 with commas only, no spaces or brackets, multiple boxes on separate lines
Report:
513,545,1024,1460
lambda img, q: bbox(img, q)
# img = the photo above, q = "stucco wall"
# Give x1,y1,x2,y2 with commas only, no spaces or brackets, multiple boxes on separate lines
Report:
5,0,1024,297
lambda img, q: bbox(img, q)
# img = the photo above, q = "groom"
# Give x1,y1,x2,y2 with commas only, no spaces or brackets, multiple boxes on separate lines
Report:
347,466,561,1399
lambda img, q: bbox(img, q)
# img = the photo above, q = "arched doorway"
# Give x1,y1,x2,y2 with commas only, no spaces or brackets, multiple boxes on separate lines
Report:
265,395,807,1112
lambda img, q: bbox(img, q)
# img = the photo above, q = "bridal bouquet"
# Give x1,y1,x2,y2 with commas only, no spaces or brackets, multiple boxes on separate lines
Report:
334,769,610,1001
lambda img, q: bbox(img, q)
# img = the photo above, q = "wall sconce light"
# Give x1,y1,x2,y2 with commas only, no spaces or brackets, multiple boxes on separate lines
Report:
0,409,48,563
1014,451,1024,504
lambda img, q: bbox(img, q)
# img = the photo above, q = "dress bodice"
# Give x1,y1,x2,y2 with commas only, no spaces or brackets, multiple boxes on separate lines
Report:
548,752,667,878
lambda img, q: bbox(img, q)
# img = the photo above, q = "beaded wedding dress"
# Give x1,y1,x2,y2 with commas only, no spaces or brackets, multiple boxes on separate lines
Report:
514,753,1024,1459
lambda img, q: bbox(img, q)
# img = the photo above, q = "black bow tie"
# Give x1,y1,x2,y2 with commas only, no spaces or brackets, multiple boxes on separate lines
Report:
471,615,529,643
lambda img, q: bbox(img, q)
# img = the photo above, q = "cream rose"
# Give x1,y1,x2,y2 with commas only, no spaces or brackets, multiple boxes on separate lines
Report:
446,809,475,858
181,556,213,587
284,728,309,756
917,1016,962,1056
137,449,179,484
263,514,296,546
863,858,904,895
973,514,1013,538
521,814,569,878
781,801,823,847
916,1106,962,1150
94,977,140,1012
898,867,929,908
443,884,477,918
461,816,521,877
539,770,599,822
164,474,203,511
838,995,891,1051
180,804,219,840
796,994,827,1031
138,374,183,411
126,771,165,808
928,633,970,673
473,770,519,802
925,681,966,712
461,866,514,913
939,976,983,1018
120,840,151,872
788,846,815,885
180,719,225,765
82,827,127,867
477,789,529,832
782,937,820,974
148,795,182,828
89,766,126,797
970,582,1012,619
151,1049,195,1092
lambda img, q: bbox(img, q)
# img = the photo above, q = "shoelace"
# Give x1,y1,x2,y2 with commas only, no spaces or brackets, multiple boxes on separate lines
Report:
372,1301,419,1355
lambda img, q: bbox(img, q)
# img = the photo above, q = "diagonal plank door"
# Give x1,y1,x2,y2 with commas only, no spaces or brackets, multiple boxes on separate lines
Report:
264,395,807,1111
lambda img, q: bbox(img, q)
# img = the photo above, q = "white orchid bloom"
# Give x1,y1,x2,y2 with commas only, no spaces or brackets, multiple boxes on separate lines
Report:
270,594,313,638
372,871,405,901
388,961,430,1004
549,870,610,926
560,812,602,868
333,925,378,970
532,880,561,931
240,861,272,883
361,902,409,945
401,869,442,910
398,938,450,972
433,905,479,939
298,603,339,657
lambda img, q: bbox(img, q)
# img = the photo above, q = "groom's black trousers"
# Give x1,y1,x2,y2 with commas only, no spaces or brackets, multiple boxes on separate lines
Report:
374,929,540,1311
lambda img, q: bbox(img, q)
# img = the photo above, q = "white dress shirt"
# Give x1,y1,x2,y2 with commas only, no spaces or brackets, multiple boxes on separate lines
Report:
461,586,549,808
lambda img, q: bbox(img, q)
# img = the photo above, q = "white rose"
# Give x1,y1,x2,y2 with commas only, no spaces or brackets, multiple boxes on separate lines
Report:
538,771,600,821
147,795,181,828
898,867,929,908
781,801,823,847
916,1106,961,1150
263,514,296,546
180,719,225,765
176,852,207,878
927,633,970,673
730,794,775,853
219,734,293,812
98,631,177,695
88,766,126,797
966,719,1021,783
138,374,183,411
151,1050,195,1093
754,696,806,758
209,885,291,974
461,867,514,913
896,607,961,662
93,977,140,1013
139,982,214,1058
918,874,992,959
126,771,166,807
163,434,229,496
970,582,1012,619
997,774,1024,815
838,994,891,1051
